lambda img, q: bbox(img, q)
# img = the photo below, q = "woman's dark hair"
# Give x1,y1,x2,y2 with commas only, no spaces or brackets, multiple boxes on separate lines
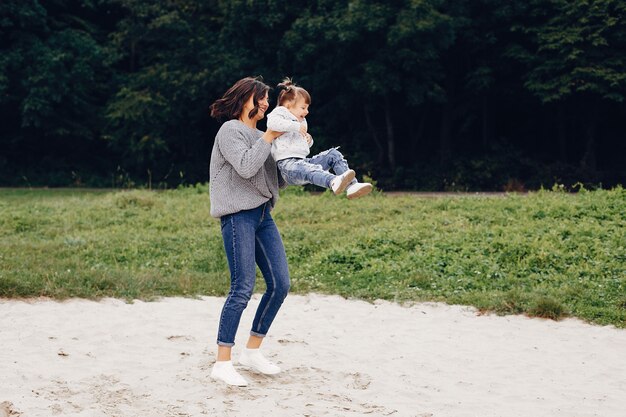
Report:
276,77,311,107
210,76,270,121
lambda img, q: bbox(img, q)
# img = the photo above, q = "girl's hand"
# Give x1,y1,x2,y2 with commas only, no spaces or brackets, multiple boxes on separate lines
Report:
305,133,313,145
262,129,284,143
299,124,308,136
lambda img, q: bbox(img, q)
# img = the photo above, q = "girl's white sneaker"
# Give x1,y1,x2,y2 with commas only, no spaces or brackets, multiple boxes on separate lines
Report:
330,169,356,195
239,348,281,375
211,360,248,386
346,182,373,199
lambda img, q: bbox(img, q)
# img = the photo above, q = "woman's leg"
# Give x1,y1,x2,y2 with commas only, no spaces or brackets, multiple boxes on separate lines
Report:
250,207,291,339
212,207,263,386
236,206,290,375
216,209,259,355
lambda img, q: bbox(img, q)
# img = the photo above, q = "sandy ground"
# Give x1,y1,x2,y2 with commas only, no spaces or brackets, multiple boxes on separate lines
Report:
1,294,625,417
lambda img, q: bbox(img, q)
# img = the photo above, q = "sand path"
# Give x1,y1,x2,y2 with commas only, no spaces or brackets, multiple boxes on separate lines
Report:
1,294,625,416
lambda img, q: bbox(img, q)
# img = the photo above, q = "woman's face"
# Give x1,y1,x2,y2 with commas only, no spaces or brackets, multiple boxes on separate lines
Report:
243,92,270,121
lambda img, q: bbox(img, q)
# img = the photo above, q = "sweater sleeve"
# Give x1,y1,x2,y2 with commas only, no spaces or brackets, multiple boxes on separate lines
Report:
267,108,302,133
217,123,272,179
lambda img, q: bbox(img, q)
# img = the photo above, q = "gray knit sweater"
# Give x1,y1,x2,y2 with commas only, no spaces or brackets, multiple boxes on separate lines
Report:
209,120,282,218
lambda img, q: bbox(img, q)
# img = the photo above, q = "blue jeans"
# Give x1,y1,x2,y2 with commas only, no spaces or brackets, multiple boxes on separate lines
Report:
277,148,357,189
217,201,290,346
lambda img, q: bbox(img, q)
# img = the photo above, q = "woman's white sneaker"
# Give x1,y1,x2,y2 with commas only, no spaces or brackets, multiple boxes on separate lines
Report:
346,182,373,199
239,348,281,375
330,169,356,195
211,360,248,386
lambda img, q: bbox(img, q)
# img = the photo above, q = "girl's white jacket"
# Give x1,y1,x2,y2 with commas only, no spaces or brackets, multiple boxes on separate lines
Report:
266,106,313,161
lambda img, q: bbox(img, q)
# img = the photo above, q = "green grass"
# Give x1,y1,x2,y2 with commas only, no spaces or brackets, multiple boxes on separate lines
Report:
1,185,624,327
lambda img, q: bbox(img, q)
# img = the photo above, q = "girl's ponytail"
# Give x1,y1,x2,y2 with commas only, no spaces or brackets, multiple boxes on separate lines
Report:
276,77,311,107
276,77,296,106
277,77,294,91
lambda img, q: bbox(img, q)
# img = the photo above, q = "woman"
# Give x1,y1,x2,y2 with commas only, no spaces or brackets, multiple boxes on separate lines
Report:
208,77,289,387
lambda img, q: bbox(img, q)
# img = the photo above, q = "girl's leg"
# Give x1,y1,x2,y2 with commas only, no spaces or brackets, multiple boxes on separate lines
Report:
278,158,335,189
307,148,357,187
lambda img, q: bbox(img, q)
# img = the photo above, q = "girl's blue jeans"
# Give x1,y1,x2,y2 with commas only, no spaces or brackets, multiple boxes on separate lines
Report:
277,148,357,189
217,201,290,346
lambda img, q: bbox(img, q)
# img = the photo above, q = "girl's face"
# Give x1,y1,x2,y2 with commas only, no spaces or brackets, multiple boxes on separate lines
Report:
286,95,309,121
242,92,270,121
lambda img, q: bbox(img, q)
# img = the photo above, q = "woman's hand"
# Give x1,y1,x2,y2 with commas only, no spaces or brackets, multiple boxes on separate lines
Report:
262,129,284,143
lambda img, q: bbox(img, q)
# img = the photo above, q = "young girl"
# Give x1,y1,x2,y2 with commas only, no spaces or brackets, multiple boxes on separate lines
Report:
267,79,373,199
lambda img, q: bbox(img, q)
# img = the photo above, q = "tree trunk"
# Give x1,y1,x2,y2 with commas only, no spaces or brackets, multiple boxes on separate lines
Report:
482,94,494,149
557,104,567,163
580,100,598,172
383,95,396,171
363,105,385,166
409,110,426,158
580,121,597,172
440,101,453,167
440,69,455,167
130,38,137,72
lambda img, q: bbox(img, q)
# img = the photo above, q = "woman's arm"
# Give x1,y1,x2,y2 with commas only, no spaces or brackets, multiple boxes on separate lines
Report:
267,108,302,133
217,125,280,179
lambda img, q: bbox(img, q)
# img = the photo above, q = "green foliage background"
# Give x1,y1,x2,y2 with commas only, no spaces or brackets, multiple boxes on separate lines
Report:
1,0,625,189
